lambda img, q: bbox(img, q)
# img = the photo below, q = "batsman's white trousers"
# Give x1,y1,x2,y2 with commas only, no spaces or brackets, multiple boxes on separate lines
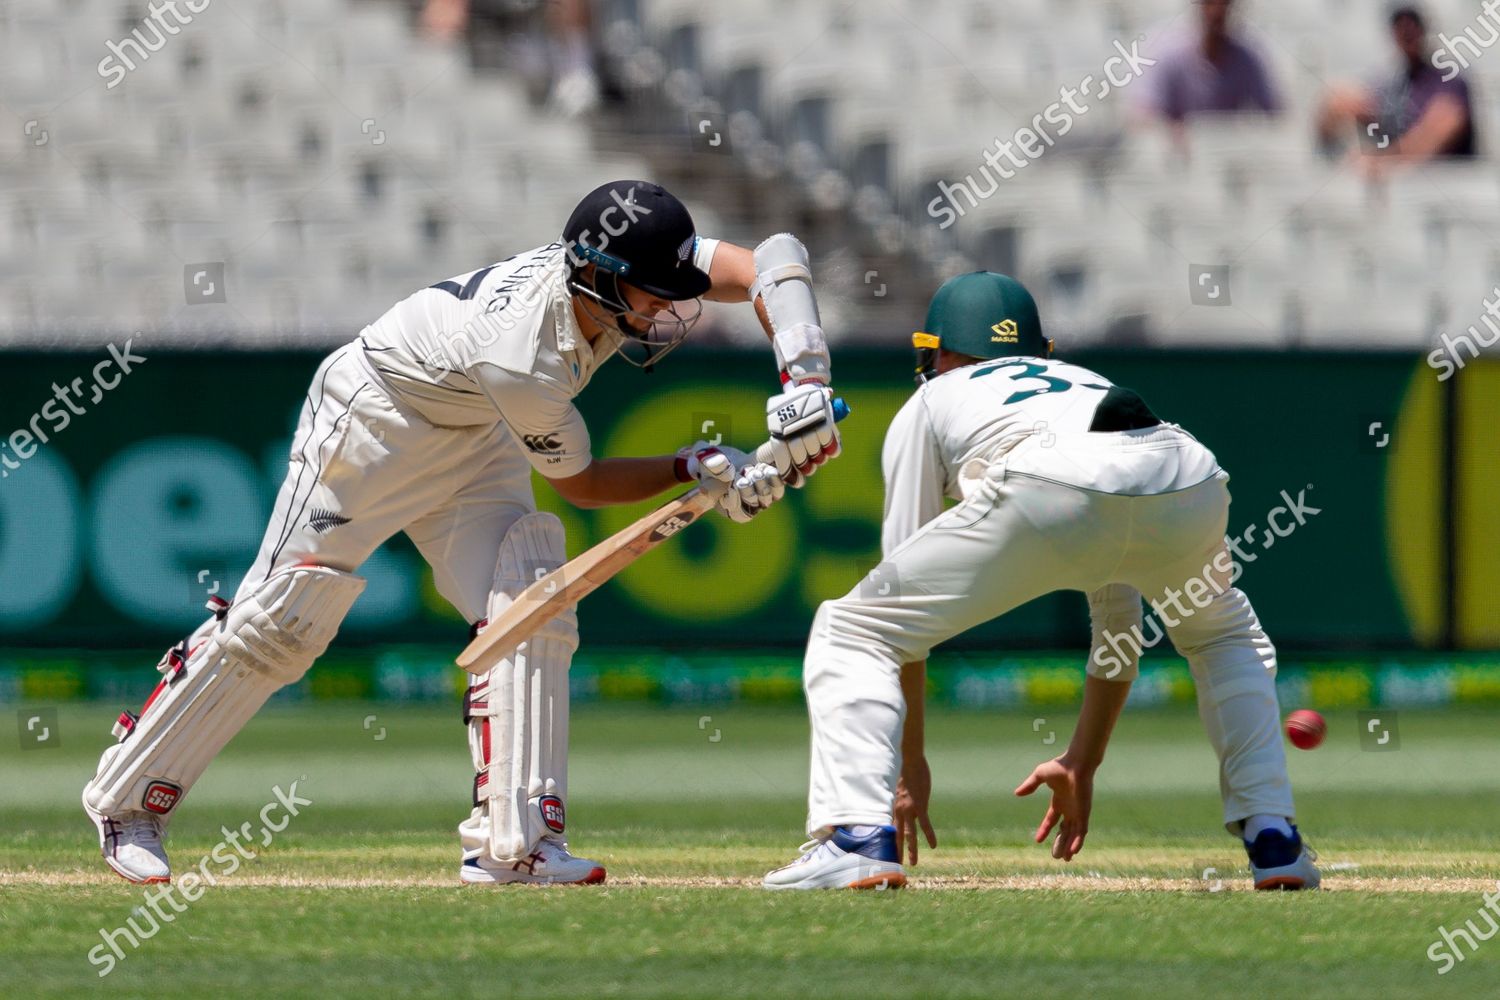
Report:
243,344,535,619
804,425,1294,837
86,344,545,829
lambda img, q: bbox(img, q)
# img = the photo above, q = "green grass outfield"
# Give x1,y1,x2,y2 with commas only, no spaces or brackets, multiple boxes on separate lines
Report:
4,701,1499,998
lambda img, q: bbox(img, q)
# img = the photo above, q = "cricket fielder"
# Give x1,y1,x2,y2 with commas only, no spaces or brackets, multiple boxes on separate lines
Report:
765,271,1319,891
84,180,843,886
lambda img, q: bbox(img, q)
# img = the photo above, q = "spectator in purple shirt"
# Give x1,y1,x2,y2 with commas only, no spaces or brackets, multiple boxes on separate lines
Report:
1136,0,1283,123
1317,6,1476,172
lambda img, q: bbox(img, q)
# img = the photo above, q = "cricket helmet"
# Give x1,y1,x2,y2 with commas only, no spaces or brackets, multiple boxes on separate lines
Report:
563,180,711,369
912,271,1052,382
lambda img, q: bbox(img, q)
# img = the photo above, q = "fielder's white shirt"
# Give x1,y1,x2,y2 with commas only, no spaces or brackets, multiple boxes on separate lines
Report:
358,239,719,479
880,357,1217,555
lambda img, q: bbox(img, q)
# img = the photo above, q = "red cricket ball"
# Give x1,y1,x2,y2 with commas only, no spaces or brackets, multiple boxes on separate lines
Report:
1285,709,1327,750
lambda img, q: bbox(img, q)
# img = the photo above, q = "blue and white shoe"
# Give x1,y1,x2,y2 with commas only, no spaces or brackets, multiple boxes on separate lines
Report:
1245,826,1321,890
763,825,907,890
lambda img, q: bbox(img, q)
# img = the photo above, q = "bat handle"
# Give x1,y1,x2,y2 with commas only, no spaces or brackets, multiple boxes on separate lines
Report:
754,396,850,467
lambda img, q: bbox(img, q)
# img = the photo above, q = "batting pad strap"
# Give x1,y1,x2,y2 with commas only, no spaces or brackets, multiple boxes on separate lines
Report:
752,233,829,384
83,566,365,819
463,676,495,724
216,565,367,685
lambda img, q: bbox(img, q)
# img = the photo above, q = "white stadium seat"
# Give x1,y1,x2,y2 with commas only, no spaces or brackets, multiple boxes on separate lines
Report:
4,0,1498,346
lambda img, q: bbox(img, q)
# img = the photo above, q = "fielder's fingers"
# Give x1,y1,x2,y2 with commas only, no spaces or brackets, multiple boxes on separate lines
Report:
1014,770,1044,797
1060,824,1084,861
1068,828,1087,859
1034,804,1059,844
919,812,937,850
902,820,919,866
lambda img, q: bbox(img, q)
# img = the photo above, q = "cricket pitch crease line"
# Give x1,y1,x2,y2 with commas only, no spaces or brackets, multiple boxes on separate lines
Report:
2,870,1495,893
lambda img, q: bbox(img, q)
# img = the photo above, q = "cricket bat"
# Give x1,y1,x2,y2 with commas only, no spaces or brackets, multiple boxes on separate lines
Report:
457,398,848,675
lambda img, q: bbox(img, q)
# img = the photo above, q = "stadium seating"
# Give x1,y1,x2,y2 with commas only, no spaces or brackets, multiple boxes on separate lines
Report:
611,0,1500,347
5,0,1499,346
0,0,655,345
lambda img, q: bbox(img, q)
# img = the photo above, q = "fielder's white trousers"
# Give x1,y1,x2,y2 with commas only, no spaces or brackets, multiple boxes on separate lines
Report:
804,426,1294,837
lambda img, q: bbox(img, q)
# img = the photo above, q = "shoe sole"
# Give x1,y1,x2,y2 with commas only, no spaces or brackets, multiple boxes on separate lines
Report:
848,872,907,891
105,860,171,886
461,865,607,886
764,857,907,890
1254,875,1310,891
1251,853,1321,891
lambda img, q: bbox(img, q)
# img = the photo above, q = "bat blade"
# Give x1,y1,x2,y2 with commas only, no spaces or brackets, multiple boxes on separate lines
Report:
456,488,718,674
458,397,848,676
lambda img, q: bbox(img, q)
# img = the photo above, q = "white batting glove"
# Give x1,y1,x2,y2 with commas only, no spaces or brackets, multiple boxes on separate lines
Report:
678,442,766,523
764,383,841,487
735,461,786,516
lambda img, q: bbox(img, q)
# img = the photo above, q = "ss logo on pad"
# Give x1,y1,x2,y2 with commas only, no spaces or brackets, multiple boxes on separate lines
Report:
539,794,565,833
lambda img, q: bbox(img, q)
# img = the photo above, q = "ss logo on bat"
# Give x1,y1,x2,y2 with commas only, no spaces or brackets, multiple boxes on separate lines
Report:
650,514,695,541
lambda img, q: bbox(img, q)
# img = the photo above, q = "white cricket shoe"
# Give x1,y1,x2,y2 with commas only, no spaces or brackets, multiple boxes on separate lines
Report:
763,825,907,890
1246,826,1321,891
84,792,171,885
460,838,606,886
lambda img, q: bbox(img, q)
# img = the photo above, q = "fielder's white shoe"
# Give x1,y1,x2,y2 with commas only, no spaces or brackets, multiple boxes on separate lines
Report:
84,792,171,885
1246,826,1321,891
460,838,606,885
763,825,907,890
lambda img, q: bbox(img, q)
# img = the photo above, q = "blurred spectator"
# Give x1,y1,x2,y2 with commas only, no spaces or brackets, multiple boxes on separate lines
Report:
420,0,469,40
419,0,602,116
546,0,602,117
1317,6,1475,170
1135,0,1283,123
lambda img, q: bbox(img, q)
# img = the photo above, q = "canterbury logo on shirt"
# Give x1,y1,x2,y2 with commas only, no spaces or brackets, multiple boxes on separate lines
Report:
522,433,564,454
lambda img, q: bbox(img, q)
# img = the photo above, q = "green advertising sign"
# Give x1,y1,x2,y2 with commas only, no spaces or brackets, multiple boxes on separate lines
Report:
0,346,1476,651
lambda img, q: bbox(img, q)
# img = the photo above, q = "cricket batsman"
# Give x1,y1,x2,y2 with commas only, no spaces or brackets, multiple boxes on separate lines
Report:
764,271,1319,891
84,180,843,886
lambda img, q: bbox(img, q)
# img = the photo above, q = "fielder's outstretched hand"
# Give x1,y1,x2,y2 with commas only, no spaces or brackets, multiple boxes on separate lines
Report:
1014,755,1094,862
894,755,937,866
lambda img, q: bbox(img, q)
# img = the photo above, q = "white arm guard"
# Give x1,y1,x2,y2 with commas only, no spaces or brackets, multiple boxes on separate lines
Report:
751,233,831,385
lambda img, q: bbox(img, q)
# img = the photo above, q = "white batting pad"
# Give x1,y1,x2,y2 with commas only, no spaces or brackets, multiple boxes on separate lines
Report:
464,513,579,862
84,565,365,819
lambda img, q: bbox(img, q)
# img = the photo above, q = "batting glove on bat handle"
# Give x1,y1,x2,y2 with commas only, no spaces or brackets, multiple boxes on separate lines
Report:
679,442,753,492
755,396,849,471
